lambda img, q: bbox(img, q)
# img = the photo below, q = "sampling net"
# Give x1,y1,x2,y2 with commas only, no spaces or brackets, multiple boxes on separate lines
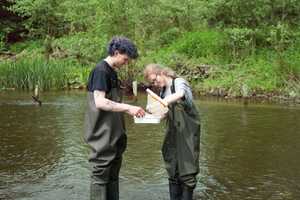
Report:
146,91,168,117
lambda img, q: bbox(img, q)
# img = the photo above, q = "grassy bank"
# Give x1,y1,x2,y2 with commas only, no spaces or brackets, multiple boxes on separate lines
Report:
0,56,89,91
1,30,299,102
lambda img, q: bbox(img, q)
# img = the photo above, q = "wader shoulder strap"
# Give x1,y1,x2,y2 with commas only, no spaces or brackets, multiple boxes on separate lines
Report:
171,79,176,131
160,86,166,98
171,79,176,94
171,78,185,101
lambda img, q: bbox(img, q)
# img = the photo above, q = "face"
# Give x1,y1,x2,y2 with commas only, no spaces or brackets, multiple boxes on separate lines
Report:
113,52,130,68
148,73,166,88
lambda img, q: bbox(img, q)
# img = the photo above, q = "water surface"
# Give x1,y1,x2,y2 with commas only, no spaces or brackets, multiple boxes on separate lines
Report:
0,91,299,200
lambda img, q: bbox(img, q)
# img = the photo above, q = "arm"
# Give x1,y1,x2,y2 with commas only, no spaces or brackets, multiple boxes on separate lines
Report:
94,90,145,117
146,91,184,118
162,90,185,105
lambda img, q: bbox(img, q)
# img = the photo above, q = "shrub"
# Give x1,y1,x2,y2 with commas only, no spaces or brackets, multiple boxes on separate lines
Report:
170,31,226,59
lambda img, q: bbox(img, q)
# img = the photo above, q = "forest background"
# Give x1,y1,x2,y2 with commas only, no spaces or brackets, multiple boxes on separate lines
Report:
1,0,299,101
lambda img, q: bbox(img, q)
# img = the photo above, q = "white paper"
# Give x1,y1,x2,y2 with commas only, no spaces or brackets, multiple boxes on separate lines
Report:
134,113,161,124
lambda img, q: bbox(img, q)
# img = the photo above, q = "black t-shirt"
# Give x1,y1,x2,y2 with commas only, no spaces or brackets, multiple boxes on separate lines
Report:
87,60,118,93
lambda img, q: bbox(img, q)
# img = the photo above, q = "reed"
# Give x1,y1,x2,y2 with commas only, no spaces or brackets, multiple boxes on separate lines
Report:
0,57,88,90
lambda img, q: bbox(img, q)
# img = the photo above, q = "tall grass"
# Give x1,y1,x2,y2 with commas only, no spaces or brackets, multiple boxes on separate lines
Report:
0,57,89,90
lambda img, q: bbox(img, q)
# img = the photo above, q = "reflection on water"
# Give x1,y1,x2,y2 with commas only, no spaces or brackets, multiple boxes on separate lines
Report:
0,91,300,200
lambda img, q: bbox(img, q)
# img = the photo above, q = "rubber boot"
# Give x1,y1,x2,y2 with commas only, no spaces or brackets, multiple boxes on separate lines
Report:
107,181,119,200
182,186,193,200
169,181,182,200
90,183,107,200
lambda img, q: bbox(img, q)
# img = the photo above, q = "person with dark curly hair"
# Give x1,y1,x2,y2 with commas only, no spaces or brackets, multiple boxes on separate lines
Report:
84,36,145,200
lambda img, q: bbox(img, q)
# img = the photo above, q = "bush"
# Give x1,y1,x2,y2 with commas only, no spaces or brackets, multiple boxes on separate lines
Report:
170,31,226,59
158,27,182,46
224,28,255,60
52,32,108,64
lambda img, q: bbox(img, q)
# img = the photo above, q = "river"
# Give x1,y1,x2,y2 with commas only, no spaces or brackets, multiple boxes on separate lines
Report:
0,91,299,200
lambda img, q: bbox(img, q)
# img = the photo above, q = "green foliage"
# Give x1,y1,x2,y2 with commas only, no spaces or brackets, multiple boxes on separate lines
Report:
51,32,108,64
0,33,6,51
224,28,255,60
1,0,299,99
202,53,281,97
9,39,43,53
8,32,108,64
170,31,226,60
8,0,100,38
59,0,99,33
280,44,300,80
158,27,182,46
5,0,300,56
207,0,300,28
266,23,296,52
9,0,66,37
243,55,281,90
0,56,88,90
90,0,206,52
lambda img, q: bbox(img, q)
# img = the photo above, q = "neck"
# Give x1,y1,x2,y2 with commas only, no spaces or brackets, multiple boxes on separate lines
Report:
104,56,116,69
165,76,173,87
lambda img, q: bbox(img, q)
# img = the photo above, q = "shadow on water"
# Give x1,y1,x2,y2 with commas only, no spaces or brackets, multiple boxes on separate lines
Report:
0,91,300,200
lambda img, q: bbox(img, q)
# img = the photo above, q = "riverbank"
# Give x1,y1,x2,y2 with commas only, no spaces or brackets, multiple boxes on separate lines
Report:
1,81,299,105
1,31,299,103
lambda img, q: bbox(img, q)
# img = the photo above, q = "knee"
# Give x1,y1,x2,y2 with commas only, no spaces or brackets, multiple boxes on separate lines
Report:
180,174,197,189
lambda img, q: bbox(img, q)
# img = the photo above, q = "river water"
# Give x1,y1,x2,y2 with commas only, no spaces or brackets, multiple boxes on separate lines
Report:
0,91,299,200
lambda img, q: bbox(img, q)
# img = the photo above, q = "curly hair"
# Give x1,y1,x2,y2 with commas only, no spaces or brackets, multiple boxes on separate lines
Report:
107,36,139,59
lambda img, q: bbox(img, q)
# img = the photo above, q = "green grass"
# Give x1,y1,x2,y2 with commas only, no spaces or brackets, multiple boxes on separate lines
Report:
170,31,226,59
199,49,299,98
0,56,89,90
1,29,299,100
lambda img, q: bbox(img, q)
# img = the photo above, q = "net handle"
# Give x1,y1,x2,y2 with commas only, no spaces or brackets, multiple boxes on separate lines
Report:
146,88,168,107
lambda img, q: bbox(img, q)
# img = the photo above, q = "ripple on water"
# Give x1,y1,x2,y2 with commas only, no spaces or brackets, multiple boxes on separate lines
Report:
1,92,300,200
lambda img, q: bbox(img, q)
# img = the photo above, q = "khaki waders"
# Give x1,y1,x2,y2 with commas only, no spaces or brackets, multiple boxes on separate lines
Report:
162,79,201,200
84,79,126,200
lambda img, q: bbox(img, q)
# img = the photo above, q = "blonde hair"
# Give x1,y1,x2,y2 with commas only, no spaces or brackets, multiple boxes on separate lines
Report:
144,63,177,81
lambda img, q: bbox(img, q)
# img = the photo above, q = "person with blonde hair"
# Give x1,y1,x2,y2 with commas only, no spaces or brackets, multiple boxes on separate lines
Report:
144,64,201,200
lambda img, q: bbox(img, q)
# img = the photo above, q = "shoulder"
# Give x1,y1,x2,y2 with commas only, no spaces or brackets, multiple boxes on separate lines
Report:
94,61,110,73
174,77,193,97
174,77,190,88
90,61,113,80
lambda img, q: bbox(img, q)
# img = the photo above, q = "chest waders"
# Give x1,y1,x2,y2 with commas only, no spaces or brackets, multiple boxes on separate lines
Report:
84,78,126,200
162,79,201,200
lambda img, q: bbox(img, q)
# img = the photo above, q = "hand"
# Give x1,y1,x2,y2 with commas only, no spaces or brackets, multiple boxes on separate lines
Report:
146,104,155,114
128,105,145,118
160,112,168,119
146,102,169,116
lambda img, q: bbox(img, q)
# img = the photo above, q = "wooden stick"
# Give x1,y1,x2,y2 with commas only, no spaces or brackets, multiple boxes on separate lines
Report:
132,81,137,96
146,88,168,107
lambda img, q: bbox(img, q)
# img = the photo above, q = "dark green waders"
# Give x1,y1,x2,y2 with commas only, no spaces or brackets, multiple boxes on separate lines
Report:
84,80,126,200
162,79,201,200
